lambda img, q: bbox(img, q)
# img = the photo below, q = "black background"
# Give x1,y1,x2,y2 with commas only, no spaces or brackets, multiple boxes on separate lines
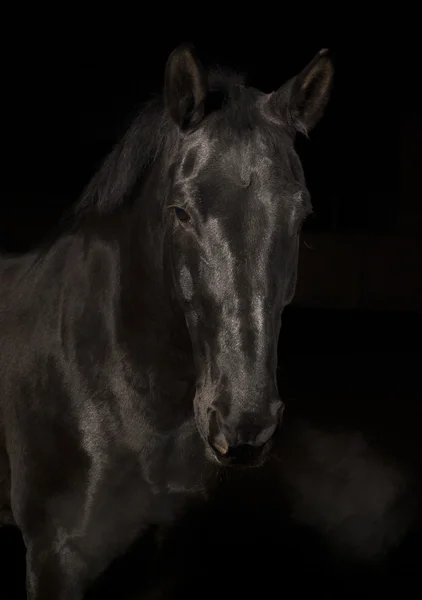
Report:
1,16,418,599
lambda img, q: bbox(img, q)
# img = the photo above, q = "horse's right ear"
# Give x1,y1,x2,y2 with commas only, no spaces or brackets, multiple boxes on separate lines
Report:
164,43,208,130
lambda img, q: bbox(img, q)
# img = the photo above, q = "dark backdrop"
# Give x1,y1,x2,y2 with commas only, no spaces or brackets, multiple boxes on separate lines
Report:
1,22,418,599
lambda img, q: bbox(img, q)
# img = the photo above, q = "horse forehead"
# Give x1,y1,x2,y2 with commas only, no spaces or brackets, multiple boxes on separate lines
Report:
178,128,275,184
221,136,274,184
203,186,278,254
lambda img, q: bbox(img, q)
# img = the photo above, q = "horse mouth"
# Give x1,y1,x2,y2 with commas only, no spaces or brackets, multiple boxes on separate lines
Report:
206,438,273,469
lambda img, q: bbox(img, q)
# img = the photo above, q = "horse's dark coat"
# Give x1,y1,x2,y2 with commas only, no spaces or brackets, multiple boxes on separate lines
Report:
0,43,333,598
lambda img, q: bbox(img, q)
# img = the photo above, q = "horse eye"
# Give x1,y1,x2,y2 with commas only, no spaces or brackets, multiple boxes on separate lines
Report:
174,207,191,223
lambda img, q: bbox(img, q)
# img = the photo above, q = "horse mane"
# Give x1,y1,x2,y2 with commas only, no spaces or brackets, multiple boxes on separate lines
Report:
73,95,172,218
72,68,247,218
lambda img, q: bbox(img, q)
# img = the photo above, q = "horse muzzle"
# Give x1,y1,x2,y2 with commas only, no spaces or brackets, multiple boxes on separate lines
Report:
206,400,283,468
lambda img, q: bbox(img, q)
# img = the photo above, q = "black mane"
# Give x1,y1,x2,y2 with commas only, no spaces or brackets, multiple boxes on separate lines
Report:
73,69,248,218
73,95,172,218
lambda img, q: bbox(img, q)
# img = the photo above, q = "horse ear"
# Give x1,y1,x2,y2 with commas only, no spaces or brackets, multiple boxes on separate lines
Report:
164,43,208,130
270,49,334,135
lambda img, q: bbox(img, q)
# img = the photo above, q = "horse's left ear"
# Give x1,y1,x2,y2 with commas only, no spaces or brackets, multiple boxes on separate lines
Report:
164,43,208,130
269,49,334,135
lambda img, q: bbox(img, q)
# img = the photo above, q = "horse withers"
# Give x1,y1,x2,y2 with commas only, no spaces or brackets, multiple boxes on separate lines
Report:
0,44,333,598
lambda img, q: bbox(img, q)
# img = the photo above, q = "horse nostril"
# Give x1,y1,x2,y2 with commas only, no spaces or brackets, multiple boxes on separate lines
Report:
208,408,230,456
211,432,230,456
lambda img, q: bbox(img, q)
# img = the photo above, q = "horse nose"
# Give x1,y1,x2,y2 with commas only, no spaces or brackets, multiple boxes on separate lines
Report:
207,401,283,463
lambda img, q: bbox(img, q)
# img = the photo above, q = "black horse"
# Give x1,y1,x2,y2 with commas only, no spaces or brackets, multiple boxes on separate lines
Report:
0,43,333,598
